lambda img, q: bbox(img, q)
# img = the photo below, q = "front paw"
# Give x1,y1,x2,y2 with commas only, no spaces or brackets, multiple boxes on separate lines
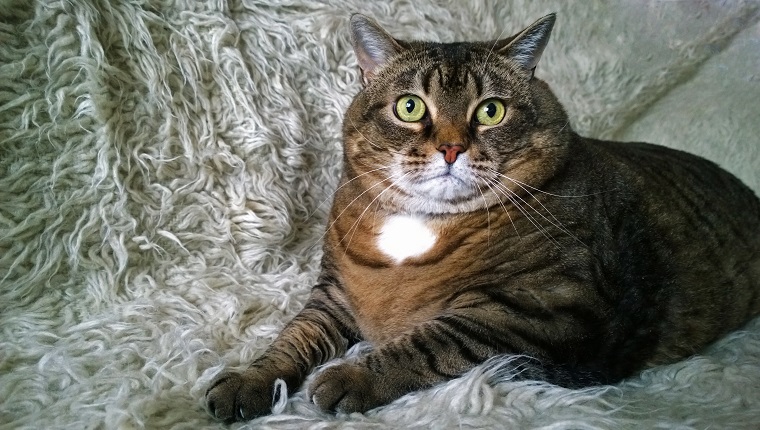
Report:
205,370,282,422
308,363,387,414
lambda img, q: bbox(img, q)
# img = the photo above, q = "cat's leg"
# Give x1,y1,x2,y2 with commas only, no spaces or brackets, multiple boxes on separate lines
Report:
206,283,358,421
308,305,605,413
308,315,490,414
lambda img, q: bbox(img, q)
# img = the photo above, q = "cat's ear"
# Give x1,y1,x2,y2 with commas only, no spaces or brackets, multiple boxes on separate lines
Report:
350,14,405,85
498,13,556,76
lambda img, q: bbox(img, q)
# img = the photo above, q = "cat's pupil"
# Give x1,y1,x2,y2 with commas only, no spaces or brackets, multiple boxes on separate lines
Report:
405,99,415,113
485,103,496,117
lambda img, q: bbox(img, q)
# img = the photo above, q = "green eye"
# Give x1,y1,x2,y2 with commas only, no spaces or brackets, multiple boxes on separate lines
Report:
395,95,427,122
475,99,506,126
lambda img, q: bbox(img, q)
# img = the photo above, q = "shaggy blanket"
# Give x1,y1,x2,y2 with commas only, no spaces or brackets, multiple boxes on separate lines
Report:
2,0,760,429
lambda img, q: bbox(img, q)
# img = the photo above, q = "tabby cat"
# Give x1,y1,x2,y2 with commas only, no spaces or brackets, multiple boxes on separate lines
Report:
205,13,760,421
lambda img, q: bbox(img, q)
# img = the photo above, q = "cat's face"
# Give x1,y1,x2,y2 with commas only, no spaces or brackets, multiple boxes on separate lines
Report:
342,14,570,215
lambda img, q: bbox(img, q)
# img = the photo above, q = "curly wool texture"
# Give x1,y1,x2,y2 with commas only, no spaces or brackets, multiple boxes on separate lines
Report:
1,0,759,429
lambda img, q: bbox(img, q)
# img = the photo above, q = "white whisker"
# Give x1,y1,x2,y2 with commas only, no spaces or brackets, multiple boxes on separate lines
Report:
480,26,510,75
348,115,405,156
488,169,584,246
491,169,605,198
483,176,520,238
489,179,562,248
309,165,392,220
341,173,411,254
475,181,492,247
308,170,405,252
557,120,569,135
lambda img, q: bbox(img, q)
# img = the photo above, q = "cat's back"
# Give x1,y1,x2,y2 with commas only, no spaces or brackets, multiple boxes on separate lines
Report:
574,137,760,365
585,137,760,230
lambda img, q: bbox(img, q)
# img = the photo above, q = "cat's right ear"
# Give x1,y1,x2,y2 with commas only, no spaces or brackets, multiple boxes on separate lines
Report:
497,13,556,77
350,14,404,85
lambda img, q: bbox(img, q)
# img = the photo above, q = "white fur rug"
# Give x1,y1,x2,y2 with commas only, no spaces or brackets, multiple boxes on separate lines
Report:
2,1,760,429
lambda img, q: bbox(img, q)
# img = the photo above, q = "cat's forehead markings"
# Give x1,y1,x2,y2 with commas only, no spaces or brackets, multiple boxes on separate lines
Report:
421,63,479,97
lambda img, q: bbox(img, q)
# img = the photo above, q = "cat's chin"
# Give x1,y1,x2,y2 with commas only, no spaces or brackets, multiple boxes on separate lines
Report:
413,174,476,201
395,196,489,215
392,154,490,211
396,172,491,214
391,185,489,215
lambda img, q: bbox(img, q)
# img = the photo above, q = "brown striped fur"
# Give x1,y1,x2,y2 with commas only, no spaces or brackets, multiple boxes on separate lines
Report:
206,13,760,421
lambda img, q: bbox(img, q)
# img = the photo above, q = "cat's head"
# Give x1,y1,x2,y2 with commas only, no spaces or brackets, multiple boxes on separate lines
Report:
343,13,571,215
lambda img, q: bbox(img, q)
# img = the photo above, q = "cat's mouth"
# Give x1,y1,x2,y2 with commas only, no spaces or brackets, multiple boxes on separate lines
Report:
432,170,467,183
393,154,493,209
407,168,481,202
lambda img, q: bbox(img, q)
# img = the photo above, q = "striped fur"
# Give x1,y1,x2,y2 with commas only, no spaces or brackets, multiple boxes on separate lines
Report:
206,13,760,421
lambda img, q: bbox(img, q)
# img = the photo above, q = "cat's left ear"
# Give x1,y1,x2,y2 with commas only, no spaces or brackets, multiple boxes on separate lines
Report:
349,14,405,85
498,13,556,77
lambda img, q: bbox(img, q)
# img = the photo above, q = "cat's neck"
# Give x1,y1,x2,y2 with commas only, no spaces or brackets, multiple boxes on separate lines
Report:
326,174,517,265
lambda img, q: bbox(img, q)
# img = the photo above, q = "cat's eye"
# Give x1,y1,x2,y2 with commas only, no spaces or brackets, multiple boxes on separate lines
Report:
474,99,506,126
394,95,427,122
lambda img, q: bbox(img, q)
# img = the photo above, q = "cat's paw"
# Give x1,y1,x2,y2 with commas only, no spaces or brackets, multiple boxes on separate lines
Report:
205,370,279,422
308,362,385,413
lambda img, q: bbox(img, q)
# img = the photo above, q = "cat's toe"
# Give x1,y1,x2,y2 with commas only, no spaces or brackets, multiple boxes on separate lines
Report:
205,371,274,421
206,372,241,421
308,363,379,413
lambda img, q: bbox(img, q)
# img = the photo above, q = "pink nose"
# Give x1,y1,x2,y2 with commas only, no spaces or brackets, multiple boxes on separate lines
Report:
438,144,465,164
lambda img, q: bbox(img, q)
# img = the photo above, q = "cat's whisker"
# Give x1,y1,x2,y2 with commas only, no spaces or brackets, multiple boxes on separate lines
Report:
483,176,520,238
309,165,393,220
348,115,406,156
493,179,571,247
475,181,492,247
340,173,411,254
490,169,604,198
479,26,510,75
557,120,569,135
371,194,382,230
494,185,556,246
487,179,541,232
488,169,583,245
308,170,405,252
490,179,562,248
488,169,570,229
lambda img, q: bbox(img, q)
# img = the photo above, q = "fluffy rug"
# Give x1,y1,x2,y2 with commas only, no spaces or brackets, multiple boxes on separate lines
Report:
2,0,760,429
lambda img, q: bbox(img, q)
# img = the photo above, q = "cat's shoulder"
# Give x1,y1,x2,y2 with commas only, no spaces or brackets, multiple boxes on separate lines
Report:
572,136,758,205
577,136,722,172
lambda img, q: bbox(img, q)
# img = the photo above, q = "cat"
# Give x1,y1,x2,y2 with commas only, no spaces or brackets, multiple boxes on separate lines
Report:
205,13,760,421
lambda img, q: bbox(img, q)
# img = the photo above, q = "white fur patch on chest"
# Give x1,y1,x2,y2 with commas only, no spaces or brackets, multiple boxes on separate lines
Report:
376,215,437,264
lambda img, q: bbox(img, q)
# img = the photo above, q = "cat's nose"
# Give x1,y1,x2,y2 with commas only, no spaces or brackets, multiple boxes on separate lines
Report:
438,144,466,164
